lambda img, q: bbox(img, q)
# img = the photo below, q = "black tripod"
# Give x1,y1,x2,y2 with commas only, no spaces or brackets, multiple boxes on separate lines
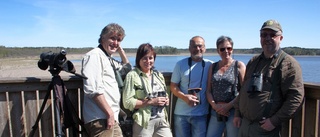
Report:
29,66,87,137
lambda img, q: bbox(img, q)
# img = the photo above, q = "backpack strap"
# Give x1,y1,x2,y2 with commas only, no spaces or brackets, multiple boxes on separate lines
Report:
138,69,166,99
231,61,239,97
210,62,218,98
138,72,151,99
153,70,167,91
262,52,287,119
211,62,218,75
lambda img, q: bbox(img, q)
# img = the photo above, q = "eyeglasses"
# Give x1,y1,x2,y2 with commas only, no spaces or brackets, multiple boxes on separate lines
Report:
191,44,204,49
260,32,281,38
219,47,233,52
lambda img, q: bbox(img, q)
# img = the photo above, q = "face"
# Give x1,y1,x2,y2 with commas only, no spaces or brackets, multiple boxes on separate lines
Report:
260,29,283,56
218,41,233,59
101,33,123,55
189,37,206,61
139,52,154,73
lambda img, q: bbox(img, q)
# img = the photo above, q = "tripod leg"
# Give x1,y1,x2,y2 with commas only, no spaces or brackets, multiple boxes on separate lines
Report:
54,93,63,137
52,76,64,137
29,82,53,137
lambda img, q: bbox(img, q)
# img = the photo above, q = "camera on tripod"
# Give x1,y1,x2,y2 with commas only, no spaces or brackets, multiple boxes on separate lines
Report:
37,50,75,74
30,50,88,137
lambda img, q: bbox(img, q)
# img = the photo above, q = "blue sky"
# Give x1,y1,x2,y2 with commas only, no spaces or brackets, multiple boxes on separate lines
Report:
1,0,319,49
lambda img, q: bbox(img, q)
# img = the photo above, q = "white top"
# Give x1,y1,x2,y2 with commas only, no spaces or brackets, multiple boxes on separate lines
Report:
81,47,131,123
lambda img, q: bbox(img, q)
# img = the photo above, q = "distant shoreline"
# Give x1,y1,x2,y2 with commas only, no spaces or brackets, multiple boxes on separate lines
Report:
1,53,319,78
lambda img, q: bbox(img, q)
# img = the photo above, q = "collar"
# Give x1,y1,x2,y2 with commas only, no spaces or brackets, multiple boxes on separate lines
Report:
260,49,282,60
98,44,111,57
135,68,153,77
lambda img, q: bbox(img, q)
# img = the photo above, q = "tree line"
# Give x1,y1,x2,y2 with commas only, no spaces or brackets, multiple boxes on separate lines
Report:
0,45,319,58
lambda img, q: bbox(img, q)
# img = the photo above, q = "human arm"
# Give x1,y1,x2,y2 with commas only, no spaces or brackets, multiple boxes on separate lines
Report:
122,70,168,111
206,62,239,116
170,82,199,107
81,53,115,129
134,73,168,109
113,47,132,77
135,97,168,108
170,60,199,106
93,94,115,129
117,46,129,64
263,57,304,128
238,61,246,86
233,116,241,128
206,63,218,110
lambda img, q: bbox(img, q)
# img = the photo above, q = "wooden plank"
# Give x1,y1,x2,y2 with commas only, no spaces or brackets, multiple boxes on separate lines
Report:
0,92,10,137
25,89,54,137
8,91,24,137
304,82,320,99
304,98,318,137
281,120,290,137
65,88,80,137
0,74,319,136
39,90,54,137
0,76,82,93
24,91,39,137
291,101,304,137
0,82,49,92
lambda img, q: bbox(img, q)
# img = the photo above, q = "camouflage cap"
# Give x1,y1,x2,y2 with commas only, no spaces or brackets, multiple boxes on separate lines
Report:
260,19,282,32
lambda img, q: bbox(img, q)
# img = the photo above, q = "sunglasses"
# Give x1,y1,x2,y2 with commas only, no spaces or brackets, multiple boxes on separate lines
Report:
219,47,233,52
260,32,281,38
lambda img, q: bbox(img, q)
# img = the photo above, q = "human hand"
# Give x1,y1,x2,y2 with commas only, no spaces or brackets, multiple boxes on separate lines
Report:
215,104,230,116
233,117,241,128
106,116,115,129
150,97,167,106
116,46,124,52
184,94,199,107
165,97,170,106
259,118,276,131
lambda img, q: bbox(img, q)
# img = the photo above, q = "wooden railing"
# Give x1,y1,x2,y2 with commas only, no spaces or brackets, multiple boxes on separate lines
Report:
0,72,319,137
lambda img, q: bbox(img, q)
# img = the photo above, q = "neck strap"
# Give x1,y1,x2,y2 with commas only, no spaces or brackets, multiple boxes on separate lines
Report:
188,57,205,89
98,44,117,70
139,71,154,98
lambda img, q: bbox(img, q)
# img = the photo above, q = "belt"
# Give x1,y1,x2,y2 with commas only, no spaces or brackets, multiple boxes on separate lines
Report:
216,102,228,104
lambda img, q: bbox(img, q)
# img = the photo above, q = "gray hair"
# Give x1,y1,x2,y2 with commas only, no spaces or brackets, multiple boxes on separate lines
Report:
98,23,125,43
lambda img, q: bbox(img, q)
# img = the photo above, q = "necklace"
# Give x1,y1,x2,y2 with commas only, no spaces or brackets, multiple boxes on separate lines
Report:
219,59,234,74
220,59,233,67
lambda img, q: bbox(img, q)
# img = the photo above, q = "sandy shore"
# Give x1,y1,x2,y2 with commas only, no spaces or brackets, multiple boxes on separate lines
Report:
0,52,195,79
0,54,85,78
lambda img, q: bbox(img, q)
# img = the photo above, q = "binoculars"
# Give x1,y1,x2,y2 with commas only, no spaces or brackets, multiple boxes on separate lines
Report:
247,73,263,93
188,88,201,105
217,114,228,122
115,69,124,88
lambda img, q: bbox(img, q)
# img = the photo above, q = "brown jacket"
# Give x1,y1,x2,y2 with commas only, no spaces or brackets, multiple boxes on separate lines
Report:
234,50,304,127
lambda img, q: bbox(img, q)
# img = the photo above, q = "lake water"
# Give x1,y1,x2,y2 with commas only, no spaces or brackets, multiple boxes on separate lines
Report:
92,54,320,83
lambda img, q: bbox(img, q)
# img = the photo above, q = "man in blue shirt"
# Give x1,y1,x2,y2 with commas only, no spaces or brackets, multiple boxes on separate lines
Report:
170,36,213,137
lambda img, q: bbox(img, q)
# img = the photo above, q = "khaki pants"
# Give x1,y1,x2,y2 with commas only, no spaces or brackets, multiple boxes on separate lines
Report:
133,117,172,137
85,119,123,137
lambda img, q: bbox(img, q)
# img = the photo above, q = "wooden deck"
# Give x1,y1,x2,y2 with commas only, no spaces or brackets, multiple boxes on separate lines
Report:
0,72,319,137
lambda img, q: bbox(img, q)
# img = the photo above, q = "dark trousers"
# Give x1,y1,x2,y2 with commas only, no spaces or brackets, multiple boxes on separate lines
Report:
238,117,281,137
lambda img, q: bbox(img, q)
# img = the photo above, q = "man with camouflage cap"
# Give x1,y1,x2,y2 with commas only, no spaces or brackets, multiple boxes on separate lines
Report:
233,19,304,137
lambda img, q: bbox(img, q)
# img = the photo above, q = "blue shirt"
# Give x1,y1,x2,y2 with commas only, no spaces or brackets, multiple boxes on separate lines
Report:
171,57,213,116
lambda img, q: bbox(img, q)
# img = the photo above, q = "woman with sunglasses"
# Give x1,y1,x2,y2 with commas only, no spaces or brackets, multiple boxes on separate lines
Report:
206,36,246,137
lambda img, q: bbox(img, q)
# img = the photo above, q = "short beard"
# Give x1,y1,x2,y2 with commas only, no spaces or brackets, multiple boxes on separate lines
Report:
191,54,203,61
